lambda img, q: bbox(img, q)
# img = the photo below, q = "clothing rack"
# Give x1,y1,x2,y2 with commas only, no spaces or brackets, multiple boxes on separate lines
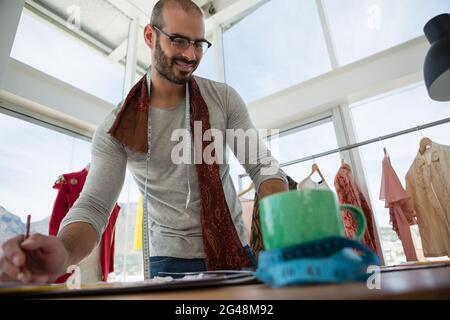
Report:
239,116,450,180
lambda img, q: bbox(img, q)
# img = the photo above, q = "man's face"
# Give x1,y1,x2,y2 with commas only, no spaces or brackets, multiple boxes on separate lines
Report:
152,7,205,85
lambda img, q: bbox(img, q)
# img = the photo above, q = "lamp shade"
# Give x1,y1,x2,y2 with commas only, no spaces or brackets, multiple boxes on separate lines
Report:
424,13,450,101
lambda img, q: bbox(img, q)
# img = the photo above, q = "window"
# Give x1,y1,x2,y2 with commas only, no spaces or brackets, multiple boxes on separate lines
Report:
110,172,144,282
194,40,215,80
11,9,125,105
323,0,450,66
351,83,450,140
223,0,332,103
0,110,144,282
234,118,341,194
269,119,341,192
0,111,91,246
350,82,450,265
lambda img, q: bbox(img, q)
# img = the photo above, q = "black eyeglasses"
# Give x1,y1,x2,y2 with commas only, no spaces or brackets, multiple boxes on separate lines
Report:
153,25,212,55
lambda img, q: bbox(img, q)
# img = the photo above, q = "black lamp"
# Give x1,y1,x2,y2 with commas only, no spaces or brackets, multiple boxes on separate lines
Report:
424,13,450,101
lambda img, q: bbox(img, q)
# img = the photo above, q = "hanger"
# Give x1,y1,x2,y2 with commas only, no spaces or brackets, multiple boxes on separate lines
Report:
85,163,91,172
238,183,255,198
309,162,325,183
383,147,388,157
419,137,433,155
341,158,346,166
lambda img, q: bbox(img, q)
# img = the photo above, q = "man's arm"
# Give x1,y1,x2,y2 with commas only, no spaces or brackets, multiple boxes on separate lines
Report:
258,179,288,200
59,110,127,245
225,85,288,195
58,222,99,269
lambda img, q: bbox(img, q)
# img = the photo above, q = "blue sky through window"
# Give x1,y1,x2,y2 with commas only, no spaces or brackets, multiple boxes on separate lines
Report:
223,0,332,103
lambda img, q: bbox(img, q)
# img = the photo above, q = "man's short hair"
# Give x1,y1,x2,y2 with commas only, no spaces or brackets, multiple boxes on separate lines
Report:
151,0,204,28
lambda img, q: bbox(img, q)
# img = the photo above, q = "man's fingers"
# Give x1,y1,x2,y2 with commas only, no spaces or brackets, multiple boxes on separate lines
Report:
20,233,49,251
0,257,21,281
0,256,47,284
1,235,26,267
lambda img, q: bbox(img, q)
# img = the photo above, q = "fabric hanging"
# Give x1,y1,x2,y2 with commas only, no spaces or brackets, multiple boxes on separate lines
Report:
297,176,330,190
133,196,144,252
406,142,450,257
334,164,383,261
49,168,120,282
239,197,255,242
379,155,418,261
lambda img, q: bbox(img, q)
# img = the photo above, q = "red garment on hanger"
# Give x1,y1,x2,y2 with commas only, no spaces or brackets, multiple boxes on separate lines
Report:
380,156,418,261
335,164,383,261
49,168,120,282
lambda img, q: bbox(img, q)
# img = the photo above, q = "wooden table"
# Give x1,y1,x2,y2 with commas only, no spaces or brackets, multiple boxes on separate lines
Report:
66,265,450,300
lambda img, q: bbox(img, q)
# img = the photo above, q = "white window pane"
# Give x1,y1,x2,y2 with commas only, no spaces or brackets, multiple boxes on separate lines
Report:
11,10,125,105
350,82,450,265
194,47,215,80
0,112,91,244
272,121,338,164
223,0,332,103
323,0,450,66
351,83,450,141
112,172,144,283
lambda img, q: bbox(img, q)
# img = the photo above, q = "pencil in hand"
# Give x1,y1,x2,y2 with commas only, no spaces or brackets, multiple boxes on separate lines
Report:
25,215,31,240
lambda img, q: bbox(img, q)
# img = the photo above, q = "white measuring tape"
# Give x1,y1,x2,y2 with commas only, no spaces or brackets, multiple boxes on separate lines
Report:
141,70,192,280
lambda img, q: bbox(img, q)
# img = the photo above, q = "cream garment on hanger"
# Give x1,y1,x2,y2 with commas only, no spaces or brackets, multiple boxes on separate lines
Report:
239,197,255,243
297,176,330,190
406,142,450,257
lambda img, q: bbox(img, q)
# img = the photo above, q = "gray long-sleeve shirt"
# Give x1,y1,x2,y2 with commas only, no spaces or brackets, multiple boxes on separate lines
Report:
60,76,287,259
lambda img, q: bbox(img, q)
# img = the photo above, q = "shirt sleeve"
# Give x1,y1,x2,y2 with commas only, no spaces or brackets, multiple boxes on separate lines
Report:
59,110,127,241
224,84,287,192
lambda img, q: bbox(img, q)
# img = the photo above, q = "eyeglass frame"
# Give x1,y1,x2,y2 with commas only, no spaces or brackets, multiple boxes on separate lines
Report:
152,25,212,54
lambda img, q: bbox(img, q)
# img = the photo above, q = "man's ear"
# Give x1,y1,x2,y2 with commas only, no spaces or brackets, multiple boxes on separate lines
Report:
144,24,155,49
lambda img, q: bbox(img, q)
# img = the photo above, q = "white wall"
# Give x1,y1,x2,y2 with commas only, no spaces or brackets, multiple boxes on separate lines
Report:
0,0,25,88
0,58,115,137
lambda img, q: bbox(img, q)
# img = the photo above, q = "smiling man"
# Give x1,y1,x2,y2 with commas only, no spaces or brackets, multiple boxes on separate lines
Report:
0,0,287,283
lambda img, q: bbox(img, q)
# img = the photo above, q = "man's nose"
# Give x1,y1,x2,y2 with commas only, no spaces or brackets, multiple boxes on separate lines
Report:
182,43,197,61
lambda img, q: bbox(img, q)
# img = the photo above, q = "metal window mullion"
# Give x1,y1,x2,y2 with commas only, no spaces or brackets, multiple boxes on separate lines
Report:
123,17,139,97
212,23,226,83
315,0,339,69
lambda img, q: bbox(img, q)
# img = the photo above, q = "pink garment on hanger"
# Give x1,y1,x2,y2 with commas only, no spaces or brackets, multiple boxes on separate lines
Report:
380,156,418,261
335,164,383,261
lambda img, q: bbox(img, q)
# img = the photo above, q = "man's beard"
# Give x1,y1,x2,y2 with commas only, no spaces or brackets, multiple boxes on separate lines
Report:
154,39,199,85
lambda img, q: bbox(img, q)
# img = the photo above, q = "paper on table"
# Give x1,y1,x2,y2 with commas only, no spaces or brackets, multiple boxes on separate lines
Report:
0,270,258,298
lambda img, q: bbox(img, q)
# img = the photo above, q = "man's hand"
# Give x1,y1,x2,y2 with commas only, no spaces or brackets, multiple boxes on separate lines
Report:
0,234,68,283
258,179,288,200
